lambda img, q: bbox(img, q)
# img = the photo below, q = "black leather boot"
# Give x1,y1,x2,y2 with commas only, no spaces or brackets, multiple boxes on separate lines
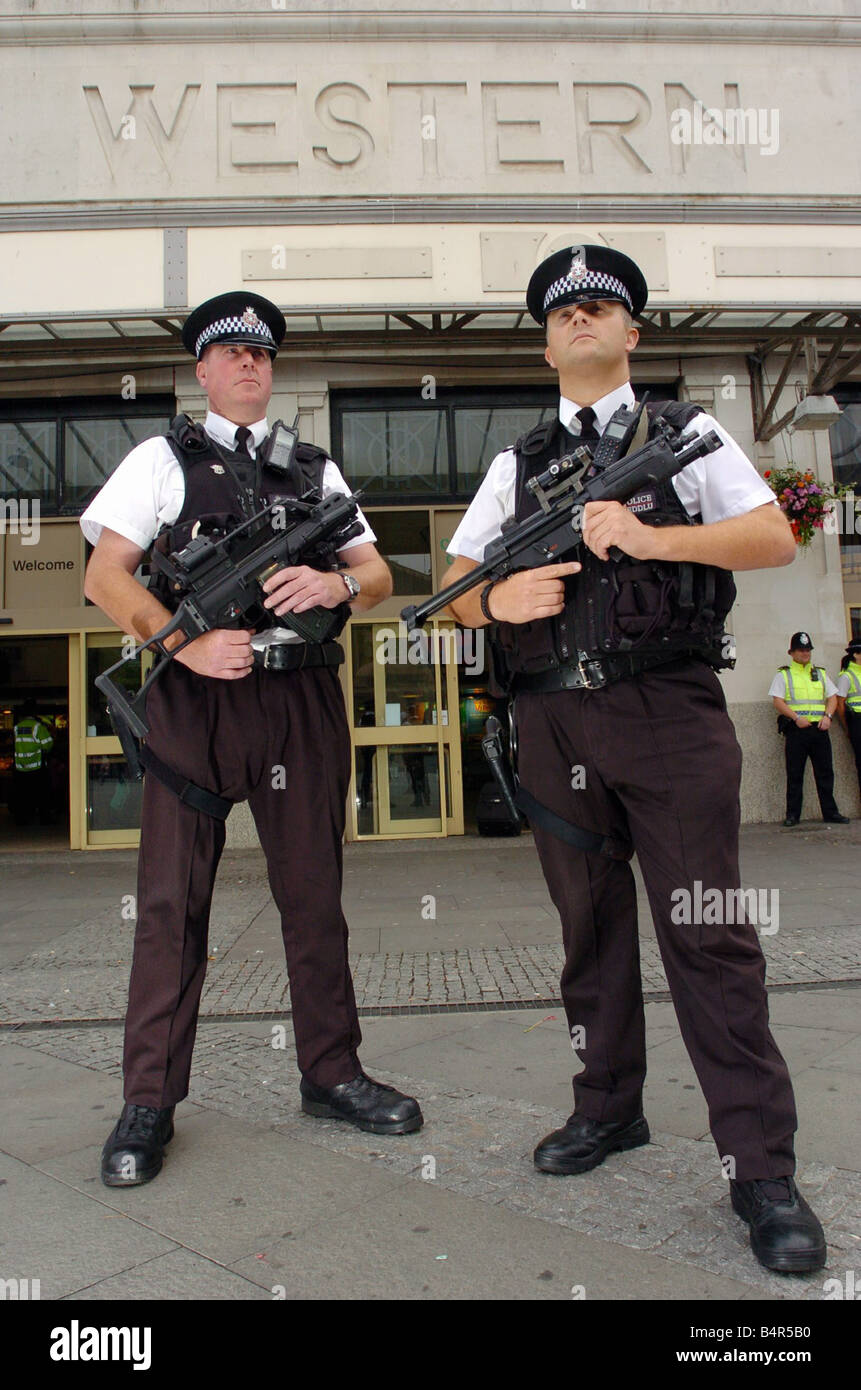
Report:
101,1103,175,1187
730,1177,826,1273
534,1112,650,1174
300,1072,423,1134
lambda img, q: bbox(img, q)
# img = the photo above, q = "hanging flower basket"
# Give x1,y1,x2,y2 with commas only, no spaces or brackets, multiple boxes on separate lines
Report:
763,466,849,548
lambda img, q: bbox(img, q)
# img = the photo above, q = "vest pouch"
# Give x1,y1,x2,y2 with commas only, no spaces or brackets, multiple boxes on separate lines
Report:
487,627,515,697
148,512,242,611
607,561,678,647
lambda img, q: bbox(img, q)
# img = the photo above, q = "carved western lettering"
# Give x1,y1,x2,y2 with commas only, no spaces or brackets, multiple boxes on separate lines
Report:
572,83,652,174
313,83,375,168
482,84,565,171
217,84,299,175
83,84,200,177
665,83,746,173
387,83,469,178
75,73,780,194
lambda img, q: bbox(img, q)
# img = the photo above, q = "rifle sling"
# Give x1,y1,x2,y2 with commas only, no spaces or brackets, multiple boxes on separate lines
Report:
138,744,233,821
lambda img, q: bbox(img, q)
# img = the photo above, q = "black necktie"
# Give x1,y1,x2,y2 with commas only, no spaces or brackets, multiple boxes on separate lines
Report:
576,406,600,442
234,426,253,458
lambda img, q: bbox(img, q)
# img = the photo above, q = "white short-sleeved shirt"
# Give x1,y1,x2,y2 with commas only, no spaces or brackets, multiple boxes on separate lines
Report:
835,666,861,699
768,665,838,699
80,410,375,648
447,383,777,563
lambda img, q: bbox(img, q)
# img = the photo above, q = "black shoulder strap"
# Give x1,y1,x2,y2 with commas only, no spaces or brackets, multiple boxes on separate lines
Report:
514,417,562,457
646,400,704,431
292,441,330,497
164,414,209,470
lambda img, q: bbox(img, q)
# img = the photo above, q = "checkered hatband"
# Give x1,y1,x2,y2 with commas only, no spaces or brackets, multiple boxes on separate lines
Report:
543,271,633,316
194,313,276,358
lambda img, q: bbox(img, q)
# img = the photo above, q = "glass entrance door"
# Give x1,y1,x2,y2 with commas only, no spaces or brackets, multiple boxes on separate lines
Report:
80,631,151,847
345,619,463,838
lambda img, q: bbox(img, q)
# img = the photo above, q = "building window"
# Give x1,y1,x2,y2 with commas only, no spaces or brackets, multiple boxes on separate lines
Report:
332,388,558,502
332,384,671,502
0,397,175,515
831,388,861,582
365,509,433,595
340,407,450,496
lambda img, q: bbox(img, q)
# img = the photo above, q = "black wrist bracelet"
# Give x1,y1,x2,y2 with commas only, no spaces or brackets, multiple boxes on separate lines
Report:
480,582,497,622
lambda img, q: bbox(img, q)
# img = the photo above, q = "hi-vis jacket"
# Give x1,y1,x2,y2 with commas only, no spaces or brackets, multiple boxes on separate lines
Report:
13,716,53,771
839,661,861,715
776,662,830,720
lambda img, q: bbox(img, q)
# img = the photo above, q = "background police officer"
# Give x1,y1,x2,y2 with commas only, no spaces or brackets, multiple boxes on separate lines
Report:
769,631,849,827
443,244,826,1275
11,700,54,825
836,637,861,794
82,291,422,1187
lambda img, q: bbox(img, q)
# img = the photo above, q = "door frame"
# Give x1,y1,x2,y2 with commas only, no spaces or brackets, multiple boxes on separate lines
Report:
343,617,464,840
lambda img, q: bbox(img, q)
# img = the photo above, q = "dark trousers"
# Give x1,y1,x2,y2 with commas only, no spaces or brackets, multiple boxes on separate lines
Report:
10,766,53,824
516,660,797,1180
124,661,362,1107
783,723,839,820
845,711,861,790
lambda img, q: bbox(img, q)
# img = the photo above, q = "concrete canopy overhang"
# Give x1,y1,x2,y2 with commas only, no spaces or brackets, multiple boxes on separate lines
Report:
1,302,859,387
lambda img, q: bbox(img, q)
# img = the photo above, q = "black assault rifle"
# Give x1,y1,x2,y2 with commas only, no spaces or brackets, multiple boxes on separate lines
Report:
401,419,722,631
95,491,363,769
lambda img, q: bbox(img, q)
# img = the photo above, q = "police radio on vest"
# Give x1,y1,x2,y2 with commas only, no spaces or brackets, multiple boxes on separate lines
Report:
260,415,300,479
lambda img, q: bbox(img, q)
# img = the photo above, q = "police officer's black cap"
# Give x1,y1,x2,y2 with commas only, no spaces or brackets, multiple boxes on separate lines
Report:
846,638,861,654
789,631,814,650
182,292,286,359
526,244,649,326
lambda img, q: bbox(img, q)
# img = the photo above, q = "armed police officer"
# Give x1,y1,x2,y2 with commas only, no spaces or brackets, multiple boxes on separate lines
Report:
769,630,849,827
443,245,826,1274
82,292,422,1187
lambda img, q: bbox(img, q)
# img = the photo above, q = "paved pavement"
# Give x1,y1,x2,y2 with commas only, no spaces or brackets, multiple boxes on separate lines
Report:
1,821,859,1304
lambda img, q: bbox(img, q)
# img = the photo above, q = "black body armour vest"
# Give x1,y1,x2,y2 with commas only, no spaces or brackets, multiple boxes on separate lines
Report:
490,401,736,693
148,414,350,639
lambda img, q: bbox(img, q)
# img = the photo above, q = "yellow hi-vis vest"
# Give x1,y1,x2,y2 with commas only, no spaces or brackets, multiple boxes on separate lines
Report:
779,663,828,720
13,716,53,772
843,661,861,714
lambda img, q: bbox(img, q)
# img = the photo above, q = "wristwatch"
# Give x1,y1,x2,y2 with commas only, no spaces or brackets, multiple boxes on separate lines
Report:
341,572,361,601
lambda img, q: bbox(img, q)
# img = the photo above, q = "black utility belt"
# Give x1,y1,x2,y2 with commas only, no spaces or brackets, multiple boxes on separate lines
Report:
512,651,701,694
252,641,344,673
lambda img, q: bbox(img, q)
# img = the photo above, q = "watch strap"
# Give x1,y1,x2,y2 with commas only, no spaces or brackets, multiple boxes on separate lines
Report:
480,582,497,622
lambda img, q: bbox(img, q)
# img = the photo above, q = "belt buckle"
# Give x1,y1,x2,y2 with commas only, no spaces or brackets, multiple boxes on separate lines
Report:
263,645,275,670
